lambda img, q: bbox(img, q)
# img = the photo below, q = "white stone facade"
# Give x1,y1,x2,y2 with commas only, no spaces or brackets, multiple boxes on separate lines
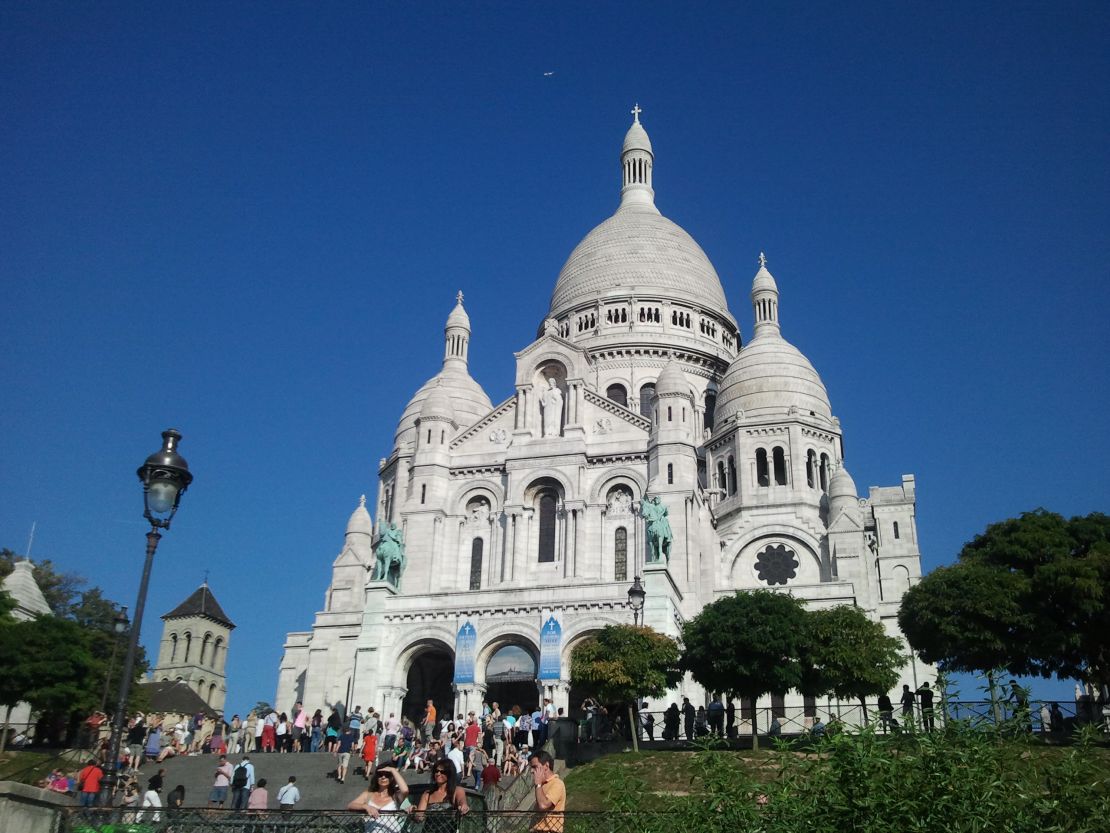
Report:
277,113,932,723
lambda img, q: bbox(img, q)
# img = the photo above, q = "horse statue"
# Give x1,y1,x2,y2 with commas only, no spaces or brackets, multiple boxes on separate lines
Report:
372,522,406,587
640,495,672,563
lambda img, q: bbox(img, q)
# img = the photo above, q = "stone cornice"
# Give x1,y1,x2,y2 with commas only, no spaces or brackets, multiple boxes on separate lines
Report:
450,395,517,450
582,388,651,430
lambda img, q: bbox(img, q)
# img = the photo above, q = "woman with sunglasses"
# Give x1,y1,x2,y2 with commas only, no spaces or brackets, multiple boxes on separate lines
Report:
415,761,469,832
347,765,409,833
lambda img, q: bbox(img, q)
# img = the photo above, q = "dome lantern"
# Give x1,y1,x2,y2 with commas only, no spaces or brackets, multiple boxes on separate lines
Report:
751,252,781,338
620,104,657,212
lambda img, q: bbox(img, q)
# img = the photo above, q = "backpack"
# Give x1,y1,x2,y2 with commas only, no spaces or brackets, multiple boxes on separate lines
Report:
231,765,248,788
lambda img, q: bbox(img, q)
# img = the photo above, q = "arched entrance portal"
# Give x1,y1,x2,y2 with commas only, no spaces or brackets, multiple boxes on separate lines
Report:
485,645,538,715
402,647,454,728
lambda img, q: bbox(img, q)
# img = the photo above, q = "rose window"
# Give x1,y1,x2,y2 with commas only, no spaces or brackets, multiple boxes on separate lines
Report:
755,544,799,586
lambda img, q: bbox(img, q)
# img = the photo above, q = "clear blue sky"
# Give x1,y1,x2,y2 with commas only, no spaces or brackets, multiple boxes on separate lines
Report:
2,2,1108,715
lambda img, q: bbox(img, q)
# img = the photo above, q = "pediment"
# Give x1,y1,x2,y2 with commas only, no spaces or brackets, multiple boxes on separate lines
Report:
450,396,517,453
514,334,591,384
582,388,651,439
828,509,864,533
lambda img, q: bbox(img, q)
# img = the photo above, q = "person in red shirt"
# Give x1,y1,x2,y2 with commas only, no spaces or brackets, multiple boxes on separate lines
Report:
481,759,501,793
77,759,104,807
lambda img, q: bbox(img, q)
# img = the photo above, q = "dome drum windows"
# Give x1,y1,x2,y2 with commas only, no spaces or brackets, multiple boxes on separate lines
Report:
772,446,788,486
671,309,692,328
638,383,656,419
756,446,789,487
638,306,661,323
605,307,629,325
576,312,597,332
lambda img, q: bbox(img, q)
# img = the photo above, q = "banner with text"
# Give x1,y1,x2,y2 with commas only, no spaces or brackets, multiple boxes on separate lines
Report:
454,620,477,685
538,610,563,681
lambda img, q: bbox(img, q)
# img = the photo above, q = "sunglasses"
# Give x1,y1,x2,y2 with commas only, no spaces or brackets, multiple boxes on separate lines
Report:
433,769,450,775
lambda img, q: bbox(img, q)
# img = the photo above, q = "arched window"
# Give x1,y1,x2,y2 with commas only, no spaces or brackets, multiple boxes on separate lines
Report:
819,454,830,492
183,633,192,663
421,484,427,504
201,633,212,665
606,383,628,407
756,448,769,487
806,450,816,488
667,463,674,485
728,456,738,496
614,527,628,582
169,633,178,663
538,492,557,563
893,521,901,540
667,406,672,421
208,683,217,704
773,446,787,486
469,538,483,590
716,460,726,492
426,429,431,445
639,383,655,418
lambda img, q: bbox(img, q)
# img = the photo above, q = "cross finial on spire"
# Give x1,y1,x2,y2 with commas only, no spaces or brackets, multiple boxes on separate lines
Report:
456,290,464,305
203,569,209,585
758,251,768,268
359,494,366,508
631,103,642,123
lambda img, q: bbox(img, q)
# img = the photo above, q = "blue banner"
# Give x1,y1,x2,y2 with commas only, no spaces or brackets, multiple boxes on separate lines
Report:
539,615,562,680
454,621,477,685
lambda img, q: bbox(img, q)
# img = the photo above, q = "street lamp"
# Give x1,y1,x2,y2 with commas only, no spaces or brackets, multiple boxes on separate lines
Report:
100,429,193,805
98,607,130,714
627,575,646,626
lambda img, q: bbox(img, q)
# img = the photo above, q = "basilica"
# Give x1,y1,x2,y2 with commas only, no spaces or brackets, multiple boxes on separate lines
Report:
277,111,930,726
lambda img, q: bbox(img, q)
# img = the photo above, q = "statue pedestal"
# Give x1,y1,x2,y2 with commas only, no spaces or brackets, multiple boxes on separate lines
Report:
351,580,399,713
642,563,683,639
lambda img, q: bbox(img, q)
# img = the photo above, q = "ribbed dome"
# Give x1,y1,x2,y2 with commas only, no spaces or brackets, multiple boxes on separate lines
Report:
623,120,652,154
715,334,832,422
829,465,857,501
394,368,491,448
346,495,373,536
548,206,729,316
420,380,455,421
446,296,471,331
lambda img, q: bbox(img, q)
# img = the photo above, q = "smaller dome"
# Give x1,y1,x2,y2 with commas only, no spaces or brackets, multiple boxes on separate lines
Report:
419,381,455,421
715,337,832,422
446,293,471,332
346,495,373,536
829,465,857,502
752,264,778,294
623,119,652,155
655,359,687,396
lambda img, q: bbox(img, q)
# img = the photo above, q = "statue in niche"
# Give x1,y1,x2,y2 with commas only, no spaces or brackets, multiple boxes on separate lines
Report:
539,377,564,438
640,495,673,563
468,498,490,524
372,522,406,587
607,487,632,516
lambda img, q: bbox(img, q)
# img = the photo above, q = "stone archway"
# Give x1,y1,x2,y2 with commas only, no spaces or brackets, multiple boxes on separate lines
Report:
484,645,539,716
400,641,455,729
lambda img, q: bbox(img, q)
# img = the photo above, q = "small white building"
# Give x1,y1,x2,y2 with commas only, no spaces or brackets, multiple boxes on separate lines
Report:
277,112,931,726
1,560,52,736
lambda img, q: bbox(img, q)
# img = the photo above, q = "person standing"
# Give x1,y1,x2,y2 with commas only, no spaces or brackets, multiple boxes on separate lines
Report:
663,703,680,741
422,700,438,743
681,698,696,741
528,750,566,833
277,776,300,811
139,770,164,823
639,703,655,742
247,778,269,811
415,761,469,831
336,727,356,784
230,756,255,810
77,759,103,807
347,765,409,833
382,712,399,753
447,738,465,776
725,699,736,739
361,729,379,779
877,693,895,733
916,682,936,732
126,716,147,772
899,684,916,727
707,696,725,737
208,754,233,807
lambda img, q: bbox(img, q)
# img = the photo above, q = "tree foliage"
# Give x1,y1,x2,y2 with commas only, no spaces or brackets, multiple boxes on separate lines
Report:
680,591,808,704
800,605,904,702
900,510,1110,687
570,625,683,704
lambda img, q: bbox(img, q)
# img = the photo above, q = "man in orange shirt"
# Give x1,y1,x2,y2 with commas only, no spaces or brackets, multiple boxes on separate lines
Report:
528,750,565,832
422,699,437,743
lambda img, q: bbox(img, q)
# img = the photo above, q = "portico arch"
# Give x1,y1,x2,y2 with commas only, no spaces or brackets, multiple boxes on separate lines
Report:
397,637,455,729
477,633,541,715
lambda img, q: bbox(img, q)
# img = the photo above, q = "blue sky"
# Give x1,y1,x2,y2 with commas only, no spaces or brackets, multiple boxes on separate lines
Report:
2,2,1107,715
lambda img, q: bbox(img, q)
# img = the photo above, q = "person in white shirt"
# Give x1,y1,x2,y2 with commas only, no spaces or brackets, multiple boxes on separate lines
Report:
277,776,300,811
447,738,465,775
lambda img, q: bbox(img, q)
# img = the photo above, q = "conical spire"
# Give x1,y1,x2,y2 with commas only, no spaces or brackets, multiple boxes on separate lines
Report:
443,291,471,368
750,252,780,338
619,104,658,213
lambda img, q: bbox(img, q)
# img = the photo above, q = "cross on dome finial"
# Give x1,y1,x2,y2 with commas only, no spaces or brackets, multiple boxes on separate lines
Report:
359,494,366,507
631,103,642,123
456,290,464,305
758,252,768,268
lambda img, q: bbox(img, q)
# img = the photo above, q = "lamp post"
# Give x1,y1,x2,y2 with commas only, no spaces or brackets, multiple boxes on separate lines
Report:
98,607,130,714
99,429,193,806
627,575,646,626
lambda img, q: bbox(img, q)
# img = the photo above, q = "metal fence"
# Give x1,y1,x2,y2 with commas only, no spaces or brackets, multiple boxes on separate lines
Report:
64,808,672,833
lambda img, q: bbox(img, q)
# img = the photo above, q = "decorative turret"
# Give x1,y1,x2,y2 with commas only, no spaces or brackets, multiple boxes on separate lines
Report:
153,583,235,711
345,494,374,557
751,252,780,338
620,104,657,212
828,463,861,523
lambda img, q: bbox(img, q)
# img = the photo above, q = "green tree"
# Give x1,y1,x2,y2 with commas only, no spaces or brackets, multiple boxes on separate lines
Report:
801,605,904,718
570,624,682,752
900,510,1110,691
681,591,808,748
0,615,98,751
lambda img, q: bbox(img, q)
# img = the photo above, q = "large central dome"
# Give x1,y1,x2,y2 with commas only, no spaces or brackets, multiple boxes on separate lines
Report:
548,205,730,316
546,111,733,324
